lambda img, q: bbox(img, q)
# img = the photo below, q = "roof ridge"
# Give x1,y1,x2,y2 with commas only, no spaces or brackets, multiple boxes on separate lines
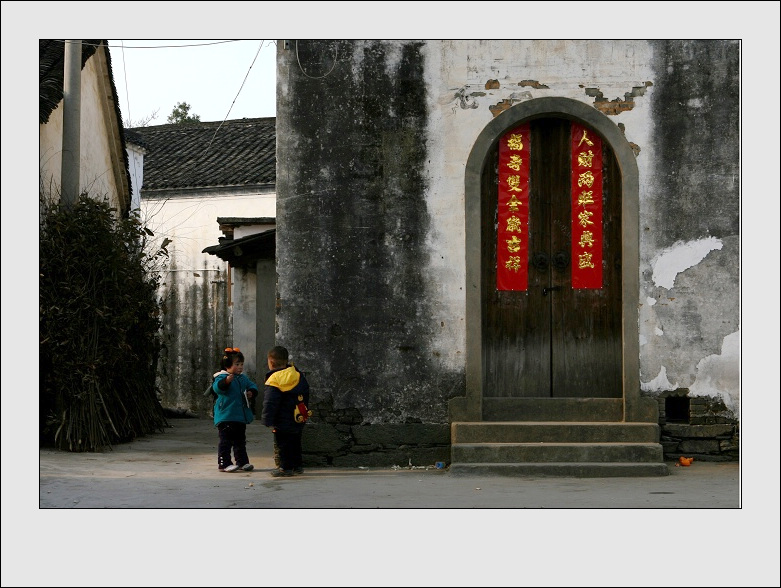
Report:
129,116,275,132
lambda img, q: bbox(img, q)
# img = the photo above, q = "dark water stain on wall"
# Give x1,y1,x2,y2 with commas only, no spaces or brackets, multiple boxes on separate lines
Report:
158,266,230,414
278,41,462,424
648,40,740,248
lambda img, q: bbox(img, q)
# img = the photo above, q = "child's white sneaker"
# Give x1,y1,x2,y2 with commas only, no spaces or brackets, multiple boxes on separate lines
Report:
222,464,240,472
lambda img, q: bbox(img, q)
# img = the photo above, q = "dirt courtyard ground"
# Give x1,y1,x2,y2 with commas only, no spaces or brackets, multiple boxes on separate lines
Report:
9,417,778,587
37,415,744,509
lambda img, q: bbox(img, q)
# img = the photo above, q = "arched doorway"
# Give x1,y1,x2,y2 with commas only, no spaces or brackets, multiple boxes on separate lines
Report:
450,97,650,423
483,116,622,399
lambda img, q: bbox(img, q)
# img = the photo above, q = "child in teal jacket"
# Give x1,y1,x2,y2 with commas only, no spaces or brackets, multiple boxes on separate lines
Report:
213,347,258,472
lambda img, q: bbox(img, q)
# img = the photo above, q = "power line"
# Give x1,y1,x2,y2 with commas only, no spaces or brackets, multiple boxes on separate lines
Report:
202,40,266,158
107,39,275,267
86,40,241,49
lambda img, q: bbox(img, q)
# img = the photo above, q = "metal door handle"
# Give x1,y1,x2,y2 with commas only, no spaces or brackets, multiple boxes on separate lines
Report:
531,252,549,271
552,251,570,271
543,285,562,296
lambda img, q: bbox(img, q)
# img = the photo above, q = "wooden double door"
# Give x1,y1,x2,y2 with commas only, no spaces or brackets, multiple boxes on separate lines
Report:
482,117,622,398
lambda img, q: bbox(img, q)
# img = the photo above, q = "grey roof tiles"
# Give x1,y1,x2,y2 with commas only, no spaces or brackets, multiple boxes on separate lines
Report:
126,117,276,191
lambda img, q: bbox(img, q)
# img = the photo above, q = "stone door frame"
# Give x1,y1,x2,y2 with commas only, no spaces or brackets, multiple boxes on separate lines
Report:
449,97,648,423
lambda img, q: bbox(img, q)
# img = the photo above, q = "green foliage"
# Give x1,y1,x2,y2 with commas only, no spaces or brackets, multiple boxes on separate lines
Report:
39,193,168,451
166,101,201,124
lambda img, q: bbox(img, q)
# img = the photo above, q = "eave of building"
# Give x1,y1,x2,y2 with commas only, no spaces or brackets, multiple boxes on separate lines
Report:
140,183,275,200
202,228,276,267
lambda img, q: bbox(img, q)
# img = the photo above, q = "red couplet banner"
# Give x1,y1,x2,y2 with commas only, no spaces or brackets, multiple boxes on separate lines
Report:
496,124,530,291
570,123,603,289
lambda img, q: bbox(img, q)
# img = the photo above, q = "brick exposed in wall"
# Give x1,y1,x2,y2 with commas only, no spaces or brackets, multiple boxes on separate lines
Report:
655,389,738,461
489,98,517,117
586,82,652,116
518,80,549,89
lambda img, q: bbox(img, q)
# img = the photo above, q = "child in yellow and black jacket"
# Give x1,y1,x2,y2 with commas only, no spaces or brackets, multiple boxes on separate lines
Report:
260,345,310,477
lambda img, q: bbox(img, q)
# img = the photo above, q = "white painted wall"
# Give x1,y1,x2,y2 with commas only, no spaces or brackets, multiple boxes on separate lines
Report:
141,191,275,382
235,222,274,239
39,51,124,211
141,192,275,279
126,143,145,212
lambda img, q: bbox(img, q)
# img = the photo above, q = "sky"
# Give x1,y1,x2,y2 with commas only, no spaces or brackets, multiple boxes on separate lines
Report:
108,39,277,126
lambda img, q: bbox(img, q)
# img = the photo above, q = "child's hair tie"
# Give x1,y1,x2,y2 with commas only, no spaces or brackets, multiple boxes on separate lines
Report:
224,347,240,353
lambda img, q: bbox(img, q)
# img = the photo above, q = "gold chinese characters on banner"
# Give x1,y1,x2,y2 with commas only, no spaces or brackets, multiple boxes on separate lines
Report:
497,124,530,290
570,123,603,289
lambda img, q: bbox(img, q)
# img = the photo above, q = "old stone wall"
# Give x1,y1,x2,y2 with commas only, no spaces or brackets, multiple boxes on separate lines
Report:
656,389,739,462
639,41,741,424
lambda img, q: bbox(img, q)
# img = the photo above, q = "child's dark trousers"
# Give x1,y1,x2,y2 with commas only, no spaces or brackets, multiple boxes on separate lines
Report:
217,421,249,469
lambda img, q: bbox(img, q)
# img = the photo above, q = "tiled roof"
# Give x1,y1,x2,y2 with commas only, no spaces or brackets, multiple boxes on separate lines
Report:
39,39,100,124
126,118,276,191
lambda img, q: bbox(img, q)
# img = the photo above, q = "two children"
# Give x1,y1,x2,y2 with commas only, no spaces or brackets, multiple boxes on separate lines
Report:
212,347,258,472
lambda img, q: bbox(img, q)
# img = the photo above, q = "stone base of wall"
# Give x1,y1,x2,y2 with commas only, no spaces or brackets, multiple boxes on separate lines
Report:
301,422,450,468
656,389,739,462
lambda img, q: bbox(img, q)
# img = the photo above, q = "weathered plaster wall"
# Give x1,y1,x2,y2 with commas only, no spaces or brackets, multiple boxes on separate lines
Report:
39,54,123,211
277,40,461,432
232,265,258,378
425,40,656,371
277,40,740,463
142,191,275,412
640,40,740,418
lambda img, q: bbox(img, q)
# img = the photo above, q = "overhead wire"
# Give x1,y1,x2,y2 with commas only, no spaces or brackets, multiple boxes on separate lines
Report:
114,39,143,208
202,40,265,158
295,40,338,79
50,41,277,273
88,40,241,49
105,39,275,277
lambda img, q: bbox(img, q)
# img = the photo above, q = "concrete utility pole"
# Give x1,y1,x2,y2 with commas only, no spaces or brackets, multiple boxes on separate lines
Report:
61,39,82,208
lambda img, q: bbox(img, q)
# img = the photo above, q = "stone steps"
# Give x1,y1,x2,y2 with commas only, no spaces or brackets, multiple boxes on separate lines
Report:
482,397,624,421
449,462,670,478
452,421,661,443
452,441,663,463
450,416,669,477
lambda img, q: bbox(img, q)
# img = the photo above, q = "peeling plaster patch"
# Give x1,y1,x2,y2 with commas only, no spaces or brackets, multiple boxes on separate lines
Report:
454,87,479,110
689,331,740,417
587,82,652,116
617,123,642,156
646,297,657,306
518,80,549,89
639,334,647,346
485,79,500,89
489,98,520,117
651,237,723,289
641,365,677,393
508,91,533,102
655,327,664,336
